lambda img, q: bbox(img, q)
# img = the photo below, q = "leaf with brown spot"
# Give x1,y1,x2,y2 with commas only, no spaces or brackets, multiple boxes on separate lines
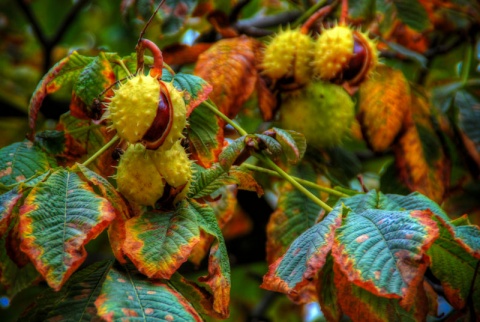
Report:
95,262,203,321
18,168,116,290
28,52,94,139
22,261,112,321
358,65,410,152
194,36,261,120
261,205,344,304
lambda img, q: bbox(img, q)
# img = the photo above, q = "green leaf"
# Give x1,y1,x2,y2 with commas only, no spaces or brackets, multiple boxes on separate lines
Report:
427,216,480,314
266,162,323,263
28,52,94,137
332,206,439,307
23,260,113,321
162,70,212,114
386,192,450,222
254,134,283,159
189,163,237,199
188,200,231,318
393,0,430,32
0,188,22,235
71,52,116,119
0,224,40,299
317,255,342,321
261,205,343,301
19,168,116,290
95,262,203,321
188,102,223,168
0,140,56,186
35,130,66,155
122,203,200,279
219,136,246,172
271,128,306,164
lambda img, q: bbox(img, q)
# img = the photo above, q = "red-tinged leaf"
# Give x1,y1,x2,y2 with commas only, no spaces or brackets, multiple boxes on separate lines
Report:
190,186,236,266
0,188,22,235
194,36,260,119
122,203,200,279
18,168,116,290
22,260,112,321
256,75,277,121
229,166,264,196
394,90,449,204
270,128,307,164
261,205,343,303
266,163,323,263
317,255,342,322
76,163,131,263
333,261,429,322
28,52,94,138
162,70,212,115
0,140,56,186
427,215,480,315
219,136,246,172
187,102,224,167
70,52,116,120
58,113,117,177
0,221,41,298
358,65,410,152
332,208,439,308
163,43,212,66
95,262,203,321
189,200,231,318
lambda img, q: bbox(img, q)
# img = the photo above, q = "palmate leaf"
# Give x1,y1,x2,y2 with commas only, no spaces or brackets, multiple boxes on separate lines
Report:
266,162,323,263
28,52,94,138
122,202,200,279
332,205,439,307
261,205,343,303
427,215,480,316
0,140,56,186
95,262,203,321
188,102,224,167
188,200,231,318
18,168,116,290
23,260,113,322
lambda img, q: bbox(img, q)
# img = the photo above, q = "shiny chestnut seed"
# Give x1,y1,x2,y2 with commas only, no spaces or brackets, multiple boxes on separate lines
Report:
141,82,174,150
343,31,376,85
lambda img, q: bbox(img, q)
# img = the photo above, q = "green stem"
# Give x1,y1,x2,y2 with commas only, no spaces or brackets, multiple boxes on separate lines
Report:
292,0,328,29
202,101,248,136
242,163,348,198
204,99,333,212
461,43,472,86
256,154,333,213
82,134,120,167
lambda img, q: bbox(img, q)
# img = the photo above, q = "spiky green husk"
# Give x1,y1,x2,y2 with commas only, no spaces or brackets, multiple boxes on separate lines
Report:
116,144,165,206
313,25,354,80
280,81,355,148
262,28,314,85
106,73,160,143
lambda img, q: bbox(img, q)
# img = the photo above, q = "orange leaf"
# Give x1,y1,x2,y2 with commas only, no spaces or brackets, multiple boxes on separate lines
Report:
194,36,261,120
358,65,410,152
394,89,449,203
